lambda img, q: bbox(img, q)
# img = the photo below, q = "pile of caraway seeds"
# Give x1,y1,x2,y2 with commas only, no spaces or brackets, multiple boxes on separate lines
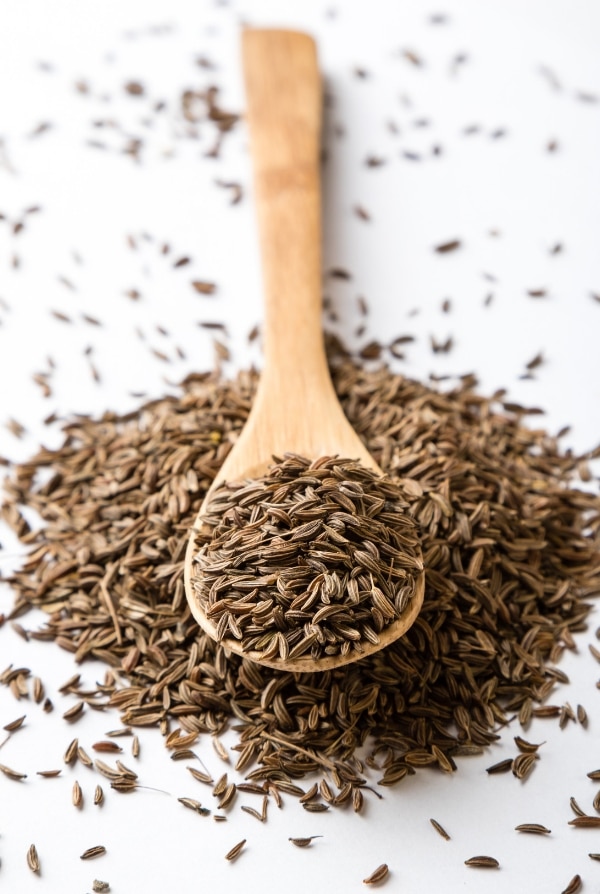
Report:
2,335,599,800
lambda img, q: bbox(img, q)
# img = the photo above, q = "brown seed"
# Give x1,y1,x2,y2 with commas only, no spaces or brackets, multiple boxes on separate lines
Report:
569,816,600,828
27,843,40,873
80,846,107,860
178,797,210,815
94,785,104,805
77,746,93,768
0,762,27,780
212,737,229,763
92,882,110,893
58,673,81,693
570,797,586,817
289,836,322,847
353,787,364,813
512,752,539,780
514,736,543,753
464,856,500,868
32,677,44,703
188,766,214,784
171,750,200,762
561,874,582,894
191,280,216,295
224,839,246,861
132,735,140,758
110,779,138,793
72,780,83,807
577,705,588,727
363,863,389,884
589,853,600,861
434,239,461,253
3,714,26,732
486,759,513,775
62,701,85,722
587,770,600,781
430,818,450,840
93,741,123,753
37,769,62,778
515,824,551,834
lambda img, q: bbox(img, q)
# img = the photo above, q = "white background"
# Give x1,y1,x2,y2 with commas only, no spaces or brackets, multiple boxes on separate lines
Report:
1,1,599,891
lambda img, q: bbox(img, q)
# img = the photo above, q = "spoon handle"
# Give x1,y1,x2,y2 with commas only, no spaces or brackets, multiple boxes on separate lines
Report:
242,29,329,390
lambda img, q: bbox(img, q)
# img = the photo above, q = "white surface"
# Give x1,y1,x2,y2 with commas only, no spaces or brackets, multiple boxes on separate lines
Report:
1,1,599,892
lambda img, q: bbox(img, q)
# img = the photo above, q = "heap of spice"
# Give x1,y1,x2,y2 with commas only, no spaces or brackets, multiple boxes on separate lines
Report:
190,454,423,662
2,340,600,794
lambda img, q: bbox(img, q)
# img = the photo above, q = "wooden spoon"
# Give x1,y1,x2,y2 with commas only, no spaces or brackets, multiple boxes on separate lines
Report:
184,28,424,672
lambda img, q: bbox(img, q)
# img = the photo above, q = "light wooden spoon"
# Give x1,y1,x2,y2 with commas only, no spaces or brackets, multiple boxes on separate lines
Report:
184,28,424,672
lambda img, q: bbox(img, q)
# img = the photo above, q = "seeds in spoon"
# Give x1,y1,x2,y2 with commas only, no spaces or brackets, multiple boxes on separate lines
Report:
191,454,422,662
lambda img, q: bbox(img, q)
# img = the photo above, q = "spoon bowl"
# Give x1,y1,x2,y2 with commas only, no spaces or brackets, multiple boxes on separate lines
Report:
184,29,425,672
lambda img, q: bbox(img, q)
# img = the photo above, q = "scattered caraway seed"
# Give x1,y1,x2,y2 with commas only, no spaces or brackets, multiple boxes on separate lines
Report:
3,714,26,731
37,769,61,777
178,797,210,815
93,741,122,753
588,770,600,781
561,874,582,894
92,882,110,893
515,824,551,834
94,785,104,805
514,736,543,753
225,839,246,862
72,780,83,807
191,280,216,295
363,863,389,884
569,816,600,827
464,856,500,868
63,701,85,722
0,762,27,780
593,790,600,812
78,746,93,768
187,767,213,784
430,818,450,840
570,797,586,817
486,759,513,775
576,705,588,727
80,846,107,860
63,738,78,764
289,836,322,848
512,752,539,780
589,853,600,861
27,843,40,873
434,239,461,253
172,749,200,762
